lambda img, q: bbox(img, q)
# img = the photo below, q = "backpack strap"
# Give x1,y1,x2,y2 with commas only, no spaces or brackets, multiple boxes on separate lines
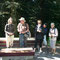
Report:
54,28,57,35
25,23,28,30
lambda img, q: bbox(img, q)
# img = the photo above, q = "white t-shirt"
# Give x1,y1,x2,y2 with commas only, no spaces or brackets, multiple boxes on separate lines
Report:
37,24,41,31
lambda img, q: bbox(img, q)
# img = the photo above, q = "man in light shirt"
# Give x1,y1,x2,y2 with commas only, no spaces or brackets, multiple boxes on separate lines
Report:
17,17,29,47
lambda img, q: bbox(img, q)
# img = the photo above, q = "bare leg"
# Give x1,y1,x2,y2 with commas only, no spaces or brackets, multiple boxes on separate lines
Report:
34,48,36,52
53,48,56,54
51,49,53,53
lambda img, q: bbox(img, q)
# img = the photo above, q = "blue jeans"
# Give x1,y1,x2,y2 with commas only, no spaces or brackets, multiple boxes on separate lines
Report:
19,34,24,47
43,35,47,45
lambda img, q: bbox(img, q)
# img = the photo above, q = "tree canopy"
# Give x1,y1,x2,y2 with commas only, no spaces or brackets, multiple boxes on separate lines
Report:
0,0,60,40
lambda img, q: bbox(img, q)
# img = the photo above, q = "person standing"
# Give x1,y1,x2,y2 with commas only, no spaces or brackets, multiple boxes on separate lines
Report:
34,20,44,53
49,23,58,54
43,23,48,46
17,17,29,47
5,17,15,48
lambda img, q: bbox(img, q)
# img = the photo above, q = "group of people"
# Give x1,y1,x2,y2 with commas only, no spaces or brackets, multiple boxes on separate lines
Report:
34,20,58,54
4,17,58,55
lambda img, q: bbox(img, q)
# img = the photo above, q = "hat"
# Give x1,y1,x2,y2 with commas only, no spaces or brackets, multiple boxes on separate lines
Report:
19,17,26,22
44,23,47,26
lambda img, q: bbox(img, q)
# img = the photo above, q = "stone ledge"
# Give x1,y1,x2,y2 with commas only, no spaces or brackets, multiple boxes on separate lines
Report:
0,37,35,41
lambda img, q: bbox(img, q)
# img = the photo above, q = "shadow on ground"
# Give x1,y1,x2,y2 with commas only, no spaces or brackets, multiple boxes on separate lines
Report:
34,46,60,60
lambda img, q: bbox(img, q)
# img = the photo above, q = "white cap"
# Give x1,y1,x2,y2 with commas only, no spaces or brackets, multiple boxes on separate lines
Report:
19,17,26,22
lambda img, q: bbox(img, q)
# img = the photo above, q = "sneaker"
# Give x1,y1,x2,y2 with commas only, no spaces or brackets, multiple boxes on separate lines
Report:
39,49,42,53
52,53,55,55
33,48,36,52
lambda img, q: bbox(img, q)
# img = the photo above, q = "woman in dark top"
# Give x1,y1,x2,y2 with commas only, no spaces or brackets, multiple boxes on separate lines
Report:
34,20,44,53
43,23,48,46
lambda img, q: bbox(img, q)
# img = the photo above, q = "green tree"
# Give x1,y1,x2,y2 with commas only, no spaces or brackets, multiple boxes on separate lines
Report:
0,0,60,40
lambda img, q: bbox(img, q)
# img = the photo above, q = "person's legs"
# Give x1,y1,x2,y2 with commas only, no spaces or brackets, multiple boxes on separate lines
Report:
49,37,53,53
39,39,43,48
34,39,38,51
50,38,53,51
10,35,14,47
43,35,48,53
50,37,57,54
43,35,47,46
6,34,10,48
39,39,43,53
52,38,57,54
53,48,56,54
19,34,24,47
24,37,27,47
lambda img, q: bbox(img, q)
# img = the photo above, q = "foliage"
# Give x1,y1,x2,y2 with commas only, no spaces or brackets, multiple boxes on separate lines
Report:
0,0,60,40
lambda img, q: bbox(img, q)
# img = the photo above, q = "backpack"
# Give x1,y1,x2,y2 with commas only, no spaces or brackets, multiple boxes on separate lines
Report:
24,23,31,38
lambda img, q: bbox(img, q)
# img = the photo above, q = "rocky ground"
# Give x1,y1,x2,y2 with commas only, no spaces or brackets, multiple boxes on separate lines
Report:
34,46,60,60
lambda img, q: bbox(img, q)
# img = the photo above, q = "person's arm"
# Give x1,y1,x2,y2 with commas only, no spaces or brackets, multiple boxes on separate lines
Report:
4,24,10,34
25,23,29,32
4,24,7,33
40,27,44,35
17,23,20,33
53,28,58,37
49,29,51,37
34,26,37,37
45,28,48,35
35,26,37,33
39,26,44,33
11,24,15,35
